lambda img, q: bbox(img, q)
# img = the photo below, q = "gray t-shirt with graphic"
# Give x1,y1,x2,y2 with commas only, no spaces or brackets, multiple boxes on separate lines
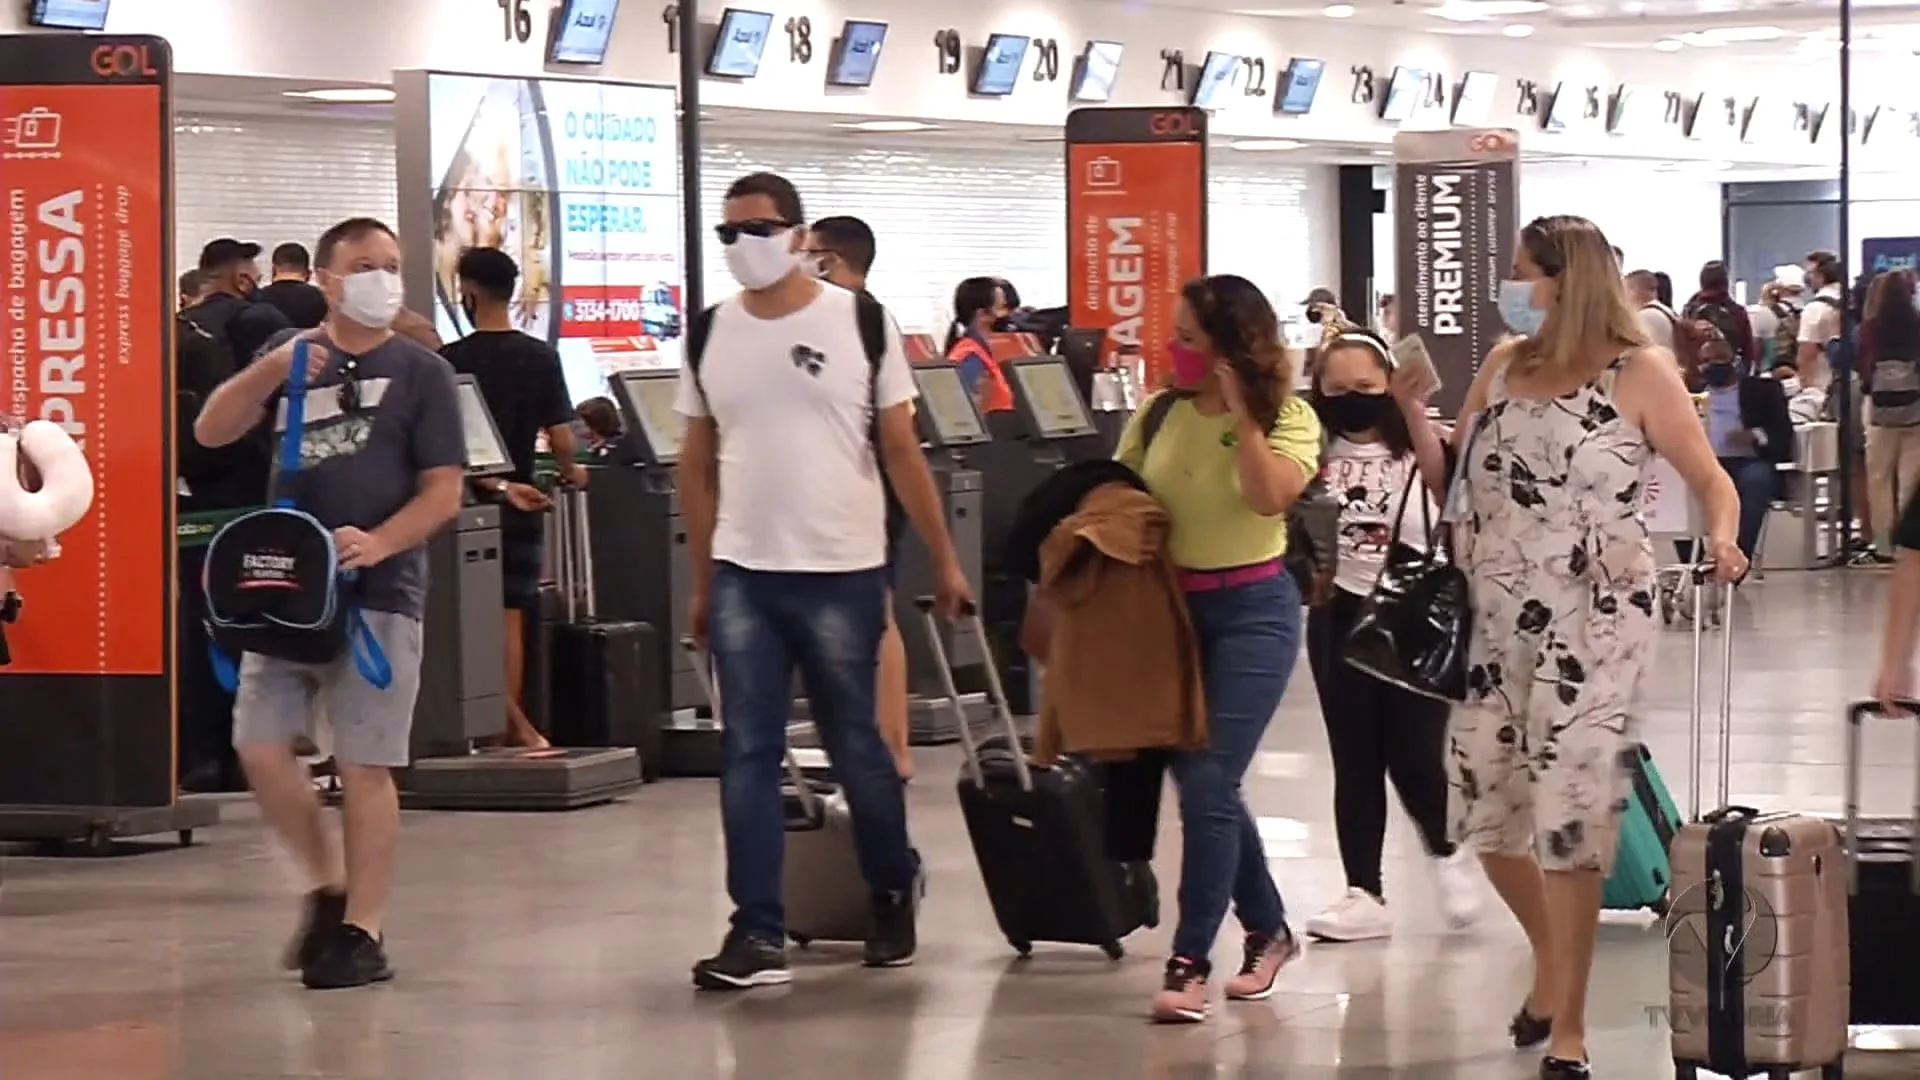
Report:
262,328,465,619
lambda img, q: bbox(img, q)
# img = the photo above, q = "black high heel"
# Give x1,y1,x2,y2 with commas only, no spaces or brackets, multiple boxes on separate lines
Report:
1509,1006,1553,1050
1538,1055,1590,1078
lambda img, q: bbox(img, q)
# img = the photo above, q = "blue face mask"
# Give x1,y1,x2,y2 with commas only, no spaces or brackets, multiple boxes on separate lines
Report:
1498,279,1546,336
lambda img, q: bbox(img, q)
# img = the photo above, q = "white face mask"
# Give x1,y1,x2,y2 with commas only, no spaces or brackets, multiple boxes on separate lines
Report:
337,269,404,329
724,232,798,292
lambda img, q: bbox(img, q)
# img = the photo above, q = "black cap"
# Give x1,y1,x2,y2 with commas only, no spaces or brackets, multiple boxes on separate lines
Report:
198,238,262,272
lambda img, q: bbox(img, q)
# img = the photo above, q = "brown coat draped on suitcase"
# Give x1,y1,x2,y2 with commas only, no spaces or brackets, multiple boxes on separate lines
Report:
1032,482,1206,765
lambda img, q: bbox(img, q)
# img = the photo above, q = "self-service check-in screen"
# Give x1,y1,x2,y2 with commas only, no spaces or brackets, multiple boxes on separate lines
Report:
913,365,986,444
1012,359,1093,437
617,370,687,463
457,380,513,474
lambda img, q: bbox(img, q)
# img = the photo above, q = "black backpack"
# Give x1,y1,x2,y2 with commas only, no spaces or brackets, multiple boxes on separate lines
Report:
1683,295,1752,367
176,307,271,507
201,340,391,692
1138,391,1341,605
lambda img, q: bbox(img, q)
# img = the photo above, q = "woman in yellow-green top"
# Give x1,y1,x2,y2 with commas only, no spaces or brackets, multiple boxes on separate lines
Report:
1114,273,1323,1025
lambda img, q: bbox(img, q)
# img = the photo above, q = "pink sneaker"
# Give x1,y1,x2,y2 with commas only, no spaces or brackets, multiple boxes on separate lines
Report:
1224,929,1300,1001
1150,956,1209,1023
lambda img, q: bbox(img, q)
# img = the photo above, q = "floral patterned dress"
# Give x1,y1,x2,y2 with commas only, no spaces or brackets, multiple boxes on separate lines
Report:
1447,355,1660,873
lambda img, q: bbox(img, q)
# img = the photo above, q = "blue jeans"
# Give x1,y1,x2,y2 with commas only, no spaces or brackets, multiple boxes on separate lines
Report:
1721,455,1777,558
1169,571,1303,962
709,562,916,941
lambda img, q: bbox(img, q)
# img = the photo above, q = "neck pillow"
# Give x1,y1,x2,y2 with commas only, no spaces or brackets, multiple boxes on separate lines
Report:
0,421,94,543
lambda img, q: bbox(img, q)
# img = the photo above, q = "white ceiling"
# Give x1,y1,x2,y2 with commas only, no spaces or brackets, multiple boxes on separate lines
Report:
1166,0,1920,60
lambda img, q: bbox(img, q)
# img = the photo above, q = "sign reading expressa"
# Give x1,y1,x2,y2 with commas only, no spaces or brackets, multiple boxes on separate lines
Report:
1394,129,1519,418
1065,107,1207,389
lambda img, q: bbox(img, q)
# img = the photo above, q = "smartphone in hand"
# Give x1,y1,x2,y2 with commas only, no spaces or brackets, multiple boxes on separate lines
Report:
1389,333,1442,399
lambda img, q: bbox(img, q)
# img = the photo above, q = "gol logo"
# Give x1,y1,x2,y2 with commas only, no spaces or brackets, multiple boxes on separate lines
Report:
91,44,158,79
1467,131,1515,154
1149,111,1198,137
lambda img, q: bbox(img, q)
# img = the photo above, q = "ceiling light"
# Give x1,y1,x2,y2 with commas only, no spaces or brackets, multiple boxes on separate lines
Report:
1680,25,1788,45
282,88,395,104
833,120,939,133
1502,23,1535,37
1323,4,1356,17
1229,139,1305,151
1653,38,1684,51
1430,1,1548,22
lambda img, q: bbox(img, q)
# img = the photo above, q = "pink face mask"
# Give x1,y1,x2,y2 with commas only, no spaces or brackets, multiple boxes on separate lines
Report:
1168,341,1210,387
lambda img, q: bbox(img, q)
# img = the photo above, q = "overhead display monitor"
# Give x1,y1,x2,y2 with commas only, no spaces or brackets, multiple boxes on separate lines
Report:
29,0,110,29
455,376,515,476
421,73,684,406
1543,82,1578,132
1069,41,1124,103
1452,70,1496,127
1275,58,1324,116
1608,84,1661,136
911,366,989,446
548,0,621,64
1007,358,1096,440
826,20,888,87
1192,52,1241,111
1380,67,1424,123
609,370,687,464
708,8,774,78
972,34,1030,96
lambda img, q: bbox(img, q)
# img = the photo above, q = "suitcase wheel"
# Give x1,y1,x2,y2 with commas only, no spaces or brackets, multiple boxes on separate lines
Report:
789,934,811,949
1649,890,1671,917
1010,940,1032,959
1673,1065,1697,1080
1101,941,1125,961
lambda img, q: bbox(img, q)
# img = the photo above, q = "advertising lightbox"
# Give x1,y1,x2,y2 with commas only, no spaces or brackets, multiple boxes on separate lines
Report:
400,72,684,405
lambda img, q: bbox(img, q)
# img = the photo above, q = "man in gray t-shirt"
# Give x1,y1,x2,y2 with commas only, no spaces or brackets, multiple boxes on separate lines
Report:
192,217,464,992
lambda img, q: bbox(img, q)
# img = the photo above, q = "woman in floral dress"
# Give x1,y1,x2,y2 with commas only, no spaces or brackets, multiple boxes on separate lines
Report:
1448,215,1745,1080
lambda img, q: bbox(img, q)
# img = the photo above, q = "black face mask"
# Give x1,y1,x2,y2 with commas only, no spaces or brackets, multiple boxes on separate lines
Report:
1315,390,1394,435
991,315,1018,333
1703,361,1737,388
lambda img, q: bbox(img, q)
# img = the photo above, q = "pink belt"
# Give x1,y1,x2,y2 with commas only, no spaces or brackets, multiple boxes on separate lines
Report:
1177,559,1282,594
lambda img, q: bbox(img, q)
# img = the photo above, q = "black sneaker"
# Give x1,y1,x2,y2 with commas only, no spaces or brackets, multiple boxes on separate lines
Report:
864,885,919,968
283,888,347,971
301,924,394,990
692,930,791,991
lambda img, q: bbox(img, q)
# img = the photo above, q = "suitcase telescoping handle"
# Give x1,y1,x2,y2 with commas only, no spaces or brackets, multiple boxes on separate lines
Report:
556,488,596,623
677,635,820,818
1685,561,1738,821
914,596,1034,794
1843,699,1920,895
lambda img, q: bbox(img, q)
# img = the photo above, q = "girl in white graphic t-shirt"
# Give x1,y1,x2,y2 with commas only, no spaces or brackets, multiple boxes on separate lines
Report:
1301,323,1482,943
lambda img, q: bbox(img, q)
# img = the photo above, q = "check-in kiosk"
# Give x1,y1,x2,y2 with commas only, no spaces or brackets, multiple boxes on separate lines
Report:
400,377,641,809
589,368,718,776
891,364,993,743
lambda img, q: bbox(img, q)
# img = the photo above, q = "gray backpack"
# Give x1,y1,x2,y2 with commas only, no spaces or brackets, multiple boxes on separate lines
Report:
1870,356,1920,428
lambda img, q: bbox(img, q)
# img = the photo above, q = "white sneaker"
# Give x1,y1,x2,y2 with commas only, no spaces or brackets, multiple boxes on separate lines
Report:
1434,849,1482,930
1304,888,1393,942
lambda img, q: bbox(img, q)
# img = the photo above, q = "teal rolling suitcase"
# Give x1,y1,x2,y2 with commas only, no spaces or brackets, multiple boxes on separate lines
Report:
1602,571,1727,913
1603,743,1683,911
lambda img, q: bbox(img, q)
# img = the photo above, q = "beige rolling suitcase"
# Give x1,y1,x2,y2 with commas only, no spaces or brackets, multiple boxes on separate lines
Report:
1668,573,1848,1080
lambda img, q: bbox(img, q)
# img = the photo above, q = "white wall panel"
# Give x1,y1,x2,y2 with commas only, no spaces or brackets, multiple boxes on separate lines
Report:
175,113,1336,338
174,114,398,275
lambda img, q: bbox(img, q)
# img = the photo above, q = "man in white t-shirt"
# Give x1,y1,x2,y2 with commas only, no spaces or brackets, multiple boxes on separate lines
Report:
1625,270,1676,351
676,172,973,991
1798,251,1845,388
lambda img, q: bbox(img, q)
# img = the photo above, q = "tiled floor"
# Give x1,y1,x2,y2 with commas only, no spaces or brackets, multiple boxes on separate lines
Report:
4,571,1919,1079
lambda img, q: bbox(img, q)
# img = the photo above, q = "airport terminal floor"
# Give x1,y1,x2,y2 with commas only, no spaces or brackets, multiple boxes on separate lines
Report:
4,572,1919,1080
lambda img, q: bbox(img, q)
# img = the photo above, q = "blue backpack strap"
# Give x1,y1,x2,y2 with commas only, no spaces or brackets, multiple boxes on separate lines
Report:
272,338,314,510
346,608,392,690
208,642,239,694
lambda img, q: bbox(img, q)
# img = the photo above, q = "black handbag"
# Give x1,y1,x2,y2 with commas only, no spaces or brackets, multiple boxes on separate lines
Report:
1342,462,1471,702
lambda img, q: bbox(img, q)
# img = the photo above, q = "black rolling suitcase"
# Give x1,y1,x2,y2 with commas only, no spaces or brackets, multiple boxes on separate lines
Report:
520,582,561,738
917,597,1158,959
546,490,665,777
1845,699,1920,1026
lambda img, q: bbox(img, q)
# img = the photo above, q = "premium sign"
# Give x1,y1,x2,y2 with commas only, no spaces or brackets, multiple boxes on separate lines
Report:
1065,107,1207,388
1394,128,1518,416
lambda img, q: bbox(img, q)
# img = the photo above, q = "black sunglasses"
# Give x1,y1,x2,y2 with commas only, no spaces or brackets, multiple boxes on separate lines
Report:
336,353,362,413
714,218,793,245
